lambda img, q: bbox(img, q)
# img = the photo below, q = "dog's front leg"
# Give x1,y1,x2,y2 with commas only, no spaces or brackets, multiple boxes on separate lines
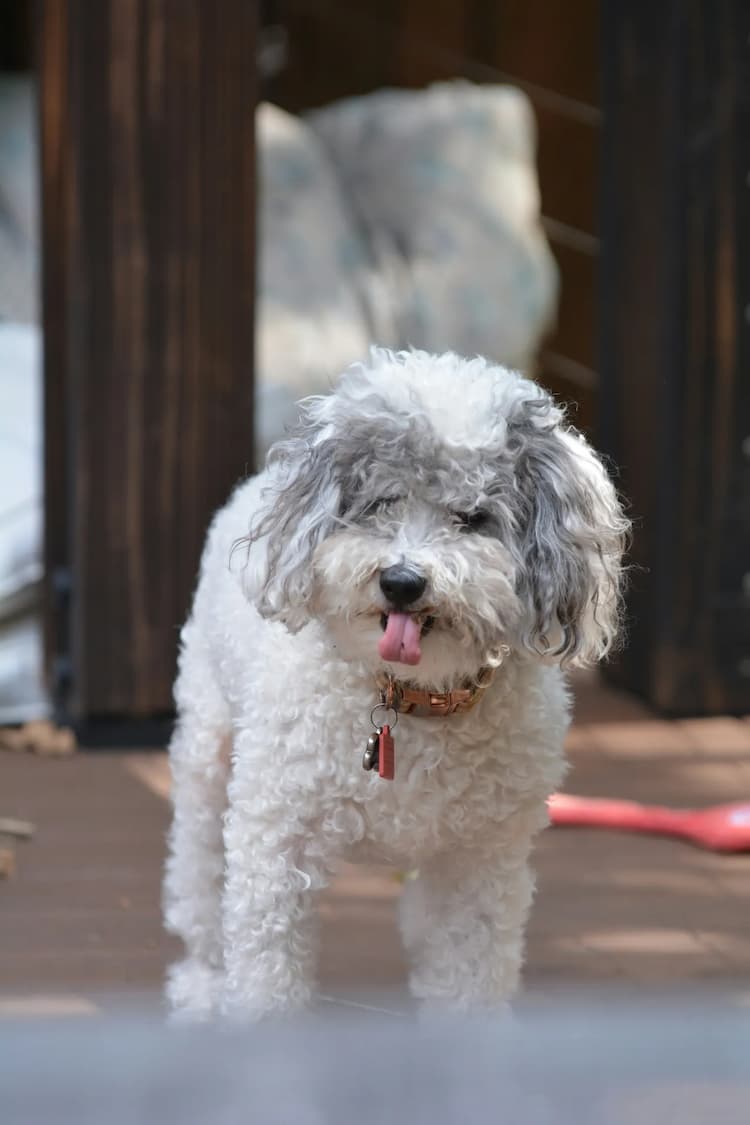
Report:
220,750,340,1020
399,808,546,1011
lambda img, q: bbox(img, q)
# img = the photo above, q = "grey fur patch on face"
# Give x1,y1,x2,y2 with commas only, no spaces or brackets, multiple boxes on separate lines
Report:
240,349,628,666
505,396,629,663
241,410,344,632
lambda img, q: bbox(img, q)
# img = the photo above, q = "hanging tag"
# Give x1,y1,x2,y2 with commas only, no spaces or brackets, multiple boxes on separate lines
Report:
378,724,395,780
362,730,380,771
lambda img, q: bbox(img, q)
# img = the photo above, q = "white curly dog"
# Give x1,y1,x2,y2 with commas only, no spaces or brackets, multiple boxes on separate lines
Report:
164,348,627,1020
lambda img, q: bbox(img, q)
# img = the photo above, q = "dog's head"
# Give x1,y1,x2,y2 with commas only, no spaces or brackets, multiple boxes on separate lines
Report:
243,349,628,686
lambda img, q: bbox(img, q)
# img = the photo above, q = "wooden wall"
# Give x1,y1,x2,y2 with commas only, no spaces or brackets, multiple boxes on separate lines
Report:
599,0,750,715
0,0,34,69
266,0,601,432
40,0,257,731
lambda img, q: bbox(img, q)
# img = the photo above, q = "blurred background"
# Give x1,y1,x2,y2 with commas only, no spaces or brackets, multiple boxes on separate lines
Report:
1,0,749,1069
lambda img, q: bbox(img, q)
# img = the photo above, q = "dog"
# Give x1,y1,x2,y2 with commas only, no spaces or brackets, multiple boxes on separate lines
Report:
164,348,628,1019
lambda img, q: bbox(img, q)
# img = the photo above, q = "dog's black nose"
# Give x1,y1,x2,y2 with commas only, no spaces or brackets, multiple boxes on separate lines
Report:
379,565,427,608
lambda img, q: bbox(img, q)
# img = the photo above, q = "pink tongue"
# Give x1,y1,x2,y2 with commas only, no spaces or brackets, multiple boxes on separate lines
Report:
378,613,422,666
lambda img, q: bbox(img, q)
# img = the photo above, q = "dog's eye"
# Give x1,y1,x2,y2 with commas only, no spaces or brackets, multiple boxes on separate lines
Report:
454,509,490,532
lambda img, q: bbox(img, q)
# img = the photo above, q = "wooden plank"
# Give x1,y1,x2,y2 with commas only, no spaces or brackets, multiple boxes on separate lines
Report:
545,238,598,372
536,108,599,238
40,1,257,723
5,685,750,1000
268,0,405,111
468,0,600,111
0,0,33,69
276,0,600,113
38,0,73,704
599,0,750,715
396,0,468,89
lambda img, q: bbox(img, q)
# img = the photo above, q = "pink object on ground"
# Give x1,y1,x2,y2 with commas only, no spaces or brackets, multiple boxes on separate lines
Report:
548,793,750,853
378,613,422,665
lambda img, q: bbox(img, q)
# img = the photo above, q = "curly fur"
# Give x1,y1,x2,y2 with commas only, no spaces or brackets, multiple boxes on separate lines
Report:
164,348,628,1020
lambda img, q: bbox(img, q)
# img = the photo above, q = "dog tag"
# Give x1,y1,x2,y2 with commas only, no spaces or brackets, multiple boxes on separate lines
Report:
378,725,395,781
362,731,380,771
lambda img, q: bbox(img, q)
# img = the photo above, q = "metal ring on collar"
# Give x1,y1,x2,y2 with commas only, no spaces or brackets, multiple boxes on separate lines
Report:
370,703,399,730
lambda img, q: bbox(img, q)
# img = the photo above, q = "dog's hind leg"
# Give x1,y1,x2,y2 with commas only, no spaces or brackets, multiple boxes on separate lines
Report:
163,643,231,1020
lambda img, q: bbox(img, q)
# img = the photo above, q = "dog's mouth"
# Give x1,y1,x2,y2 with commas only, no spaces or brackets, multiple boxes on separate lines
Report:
378,611,435,666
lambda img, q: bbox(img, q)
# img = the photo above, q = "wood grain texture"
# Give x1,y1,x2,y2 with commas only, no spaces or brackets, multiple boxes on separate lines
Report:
38,0,73,701
40,1,257,720
4,678,750,999
600,0,750,715
536,109,599,238
0,0,34,69
544,238,598,372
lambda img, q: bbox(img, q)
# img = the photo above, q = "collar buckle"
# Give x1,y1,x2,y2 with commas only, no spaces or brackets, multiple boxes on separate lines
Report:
428,693,453,715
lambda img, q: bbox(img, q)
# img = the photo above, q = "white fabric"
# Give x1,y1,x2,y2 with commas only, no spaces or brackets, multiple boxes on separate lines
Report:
256,84,557,458
0,76,38,324
0,323,42,609
255,104,371,458
308,82,558,374
0,324,46,721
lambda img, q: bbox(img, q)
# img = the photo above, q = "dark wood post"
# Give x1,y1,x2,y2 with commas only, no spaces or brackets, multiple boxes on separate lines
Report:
600,0,750,714
39,1,257,734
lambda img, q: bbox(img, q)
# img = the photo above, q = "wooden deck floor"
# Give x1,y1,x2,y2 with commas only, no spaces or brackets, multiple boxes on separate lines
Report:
2,674,750,1017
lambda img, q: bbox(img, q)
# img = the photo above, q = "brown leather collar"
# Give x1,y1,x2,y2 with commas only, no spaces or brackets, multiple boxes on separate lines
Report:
376,666,496,717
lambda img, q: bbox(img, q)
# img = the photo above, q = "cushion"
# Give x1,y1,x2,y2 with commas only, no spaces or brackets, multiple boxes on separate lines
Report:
308,81,558,373
256,103,371,458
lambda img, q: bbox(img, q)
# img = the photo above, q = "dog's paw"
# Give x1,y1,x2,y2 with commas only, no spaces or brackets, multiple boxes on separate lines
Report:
165,957,224,1023
219,975,315,1024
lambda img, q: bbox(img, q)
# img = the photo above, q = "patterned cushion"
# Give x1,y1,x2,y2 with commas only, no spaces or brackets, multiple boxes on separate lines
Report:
256,104,371,457
257,85,558,456
307,82,558,374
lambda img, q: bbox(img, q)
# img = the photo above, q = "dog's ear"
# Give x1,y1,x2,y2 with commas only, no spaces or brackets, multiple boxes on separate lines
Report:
513,402,629,665
245,400,342,632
